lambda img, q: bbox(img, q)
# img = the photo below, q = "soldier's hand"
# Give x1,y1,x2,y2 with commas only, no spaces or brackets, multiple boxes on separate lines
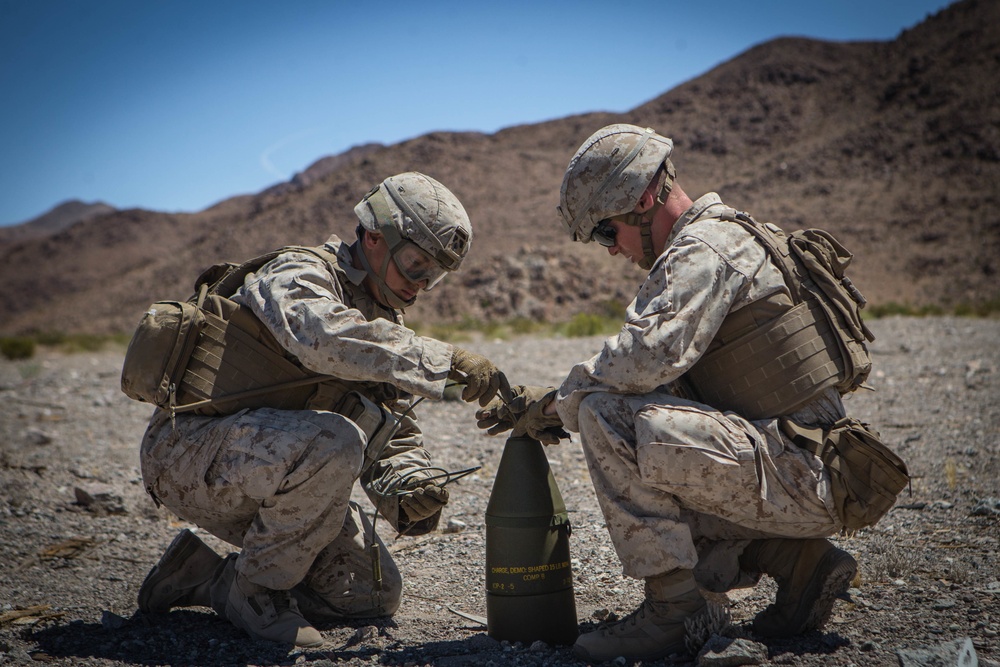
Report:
477,385,569,445
476,394,518,435
448,347,511,406
510,385,569,445
399,484,449,523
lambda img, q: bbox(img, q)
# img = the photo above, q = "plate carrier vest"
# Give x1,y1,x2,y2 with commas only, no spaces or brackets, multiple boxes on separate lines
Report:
684,209,875,420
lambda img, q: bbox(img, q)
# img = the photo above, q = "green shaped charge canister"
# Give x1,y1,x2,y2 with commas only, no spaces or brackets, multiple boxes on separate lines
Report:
485,435,578,645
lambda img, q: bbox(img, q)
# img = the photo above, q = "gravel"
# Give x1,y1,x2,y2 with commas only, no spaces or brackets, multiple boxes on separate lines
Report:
1,316,998,666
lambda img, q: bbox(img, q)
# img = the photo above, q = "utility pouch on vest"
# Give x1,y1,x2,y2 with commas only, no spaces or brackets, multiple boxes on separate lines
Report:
121,300,206,408
781,417,909,532
787,229,874,394
334,391,401,473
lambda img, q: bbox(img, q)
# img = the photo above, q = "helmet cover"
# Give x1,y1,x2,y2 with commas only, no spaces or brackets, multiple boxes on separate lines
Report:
355,171,472,273
558,124,673,243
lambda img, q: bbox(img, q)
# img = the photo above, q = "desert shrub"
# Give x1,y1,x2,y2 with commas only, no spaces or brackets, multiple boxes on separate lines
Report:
34,331,67,346
865,302,918,318
862,533,919,581
59,334,107,353
509,317,545,335
559,312,619,338
954,299,1000,317
0,337,36,360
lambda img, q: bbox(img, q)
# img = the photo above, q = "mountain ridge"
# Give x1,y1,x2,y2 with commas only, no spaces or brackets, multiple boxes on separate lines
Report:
1,0,996,336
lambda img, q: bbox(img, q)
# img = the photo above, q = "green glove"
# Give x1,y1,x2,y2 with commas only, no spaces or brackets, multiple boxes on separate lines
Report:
399,484,449,523
448,347,510,406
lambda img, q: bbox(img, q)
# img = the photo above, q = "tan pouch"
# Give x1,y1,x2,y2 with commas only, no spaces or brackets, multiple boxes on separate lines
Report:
120,300,206,408
782,417,909,532
333,391,402,473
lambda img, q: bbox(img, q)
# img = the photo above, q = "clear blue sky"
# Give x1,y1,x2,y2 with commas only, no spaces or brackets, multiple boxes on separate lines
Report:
0,0,954,227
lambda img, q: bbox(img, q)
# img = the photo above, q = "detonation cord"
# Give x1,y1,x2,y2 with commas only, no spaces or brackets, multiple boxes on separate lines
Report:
362,380,492,607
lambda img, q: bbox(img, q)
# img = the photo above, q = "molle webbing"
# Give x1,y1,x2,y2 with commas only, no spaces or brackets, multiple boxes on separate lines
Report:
685,298,846,419
174,294,332,415
174,245,351,416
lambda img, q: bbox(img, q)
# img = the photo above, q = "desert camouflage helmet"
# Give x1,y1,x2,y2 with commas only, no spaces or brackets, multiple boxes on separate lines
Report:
558,124,674,243
355,171,472,275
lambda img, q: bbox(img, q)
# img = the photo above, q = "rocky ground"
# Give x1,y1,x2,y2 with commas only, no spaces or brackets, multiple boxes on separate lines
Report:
1,316,998,667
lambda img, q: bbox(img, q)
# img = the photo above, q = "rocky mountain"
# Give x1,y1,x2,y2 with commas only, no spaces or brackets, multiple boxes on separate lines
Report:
1,0,997,336
0,200,116,246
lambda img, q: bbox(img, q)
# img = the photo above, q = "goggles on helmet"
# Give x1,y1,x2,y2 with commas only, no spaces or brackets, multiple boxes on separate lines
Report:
391,240,449,289
380,181,467,272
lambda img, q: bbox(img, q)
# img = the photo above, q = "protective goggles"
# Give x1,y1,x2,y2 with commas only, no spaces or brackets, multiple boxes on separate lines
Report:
391,240,449,289
380,179,466,271
591,219,618,247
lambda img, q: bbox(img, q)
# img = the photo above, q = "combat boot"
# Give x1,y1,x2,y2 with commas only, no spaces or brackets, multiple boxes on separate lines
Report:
573,569,707,662
138,529,222,614
226,572,324,647
740,538,857,637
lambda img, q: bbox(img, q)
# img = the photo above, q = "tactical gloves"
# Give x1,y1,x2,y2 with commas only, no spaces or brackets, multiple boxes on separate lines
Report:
449,347,510,406
399,484,449,523
476,384,569,445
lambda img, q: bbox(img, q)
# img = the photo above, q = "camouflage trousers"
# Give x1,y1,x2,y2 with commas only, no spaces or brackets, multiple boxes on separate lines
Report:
140,407,402,618
576,391,841,591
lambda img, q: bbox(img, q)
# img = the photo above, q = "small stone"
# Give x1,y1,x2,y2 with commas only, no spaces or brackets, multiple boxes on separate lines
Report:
100,610,128,630
24,428,54,445
697,635,768,666
444,518,467,533
897,637,977,667
351,625,378,643
971,498,1000,516
73,484,127,515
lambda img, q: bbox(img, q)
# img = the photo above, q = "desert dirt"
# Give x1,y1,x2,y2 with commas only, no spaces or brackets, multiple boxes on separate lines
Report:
1,316,999,667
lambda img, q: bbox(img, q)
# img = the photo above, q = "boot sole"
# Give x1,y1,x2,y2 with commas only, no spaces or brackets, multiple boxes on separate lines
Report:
754,547,857,637
137,529,204,614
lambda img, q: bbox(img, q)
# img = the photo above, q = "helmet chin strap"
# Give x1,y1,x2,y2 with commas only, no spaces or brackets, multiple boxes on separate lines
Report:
354,239,416,310
621,161,676,270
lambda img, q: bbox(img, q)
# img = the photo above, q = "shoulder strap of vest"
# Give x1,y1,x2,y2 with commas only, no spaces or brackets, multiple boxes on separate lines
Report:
193,244,342,300
718,208,805,302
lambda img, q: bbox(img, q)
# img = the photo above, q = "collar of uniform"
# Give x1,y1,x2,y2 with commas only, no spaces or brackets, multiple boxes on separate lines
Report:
324,234,368,286
667,192,725,245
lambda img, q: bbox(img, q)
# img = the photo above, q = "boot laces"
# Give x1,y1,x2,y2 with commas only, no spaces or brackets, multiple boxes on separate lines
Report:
267,589,293,615
603,600,653,635
247,587,293,620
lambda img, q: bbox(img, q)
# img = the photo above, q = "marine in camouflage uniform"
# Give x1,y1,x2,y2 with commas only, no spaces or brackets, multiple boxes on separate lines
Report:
137,173,506,647
478,125,862,662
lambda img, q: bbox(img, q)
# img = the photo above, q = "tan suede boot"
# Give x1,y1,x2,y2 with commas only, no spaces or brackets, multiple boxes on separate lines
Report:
740,538,857,637
573,569,707,662
226,572,324,648
138,529,222,614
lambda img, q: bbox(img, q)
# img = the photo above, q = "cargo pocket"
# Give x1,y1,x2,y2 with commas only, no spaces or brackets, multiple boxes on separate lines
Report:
635,403,760,509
